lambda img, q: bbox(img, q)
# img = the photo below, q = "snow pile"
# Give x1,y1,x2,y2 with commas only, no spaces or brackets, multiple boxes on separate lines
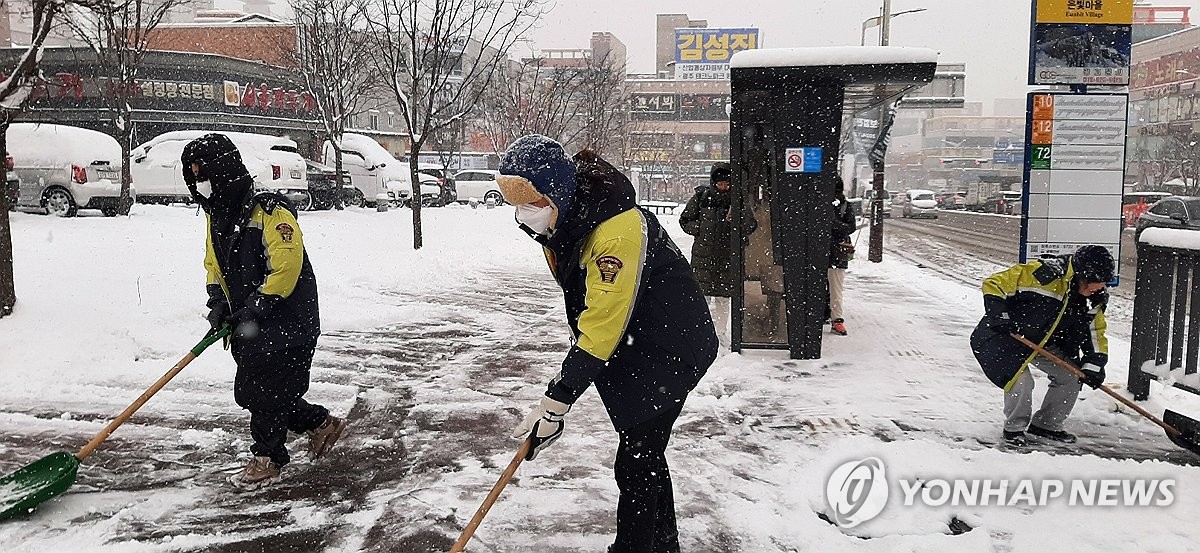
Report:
730,46,938,69
1139,227,1200,251
7,123,121,167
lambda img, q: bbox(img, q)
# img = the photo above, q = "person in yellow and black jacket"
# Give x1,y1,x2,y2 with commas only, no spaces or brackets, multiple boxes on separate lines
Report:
182,133,346,491
499,135,717,553
970,245,1114,447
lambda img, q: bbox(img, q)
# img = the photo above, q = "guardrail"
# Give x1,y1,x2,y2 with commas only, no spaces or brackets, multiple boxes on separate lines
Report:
1128,228,1200,400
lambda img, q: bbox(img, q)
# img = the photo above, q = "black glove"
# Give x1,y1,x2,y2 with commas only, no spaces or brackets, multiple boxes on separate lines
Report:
1078,363,1106,389
206,302,229,331
987,312,1018,336
224,306,259,339
205,284,228,331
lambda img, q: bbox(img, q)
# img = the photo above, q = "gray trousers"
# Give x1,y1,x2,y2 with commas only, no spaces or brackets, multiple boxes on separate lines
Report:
1003,349,1082,433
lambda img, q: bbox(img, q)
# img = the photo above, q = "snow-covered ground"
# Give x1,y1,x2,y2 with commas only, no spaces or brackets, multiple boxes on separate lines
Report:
1,204,1199,552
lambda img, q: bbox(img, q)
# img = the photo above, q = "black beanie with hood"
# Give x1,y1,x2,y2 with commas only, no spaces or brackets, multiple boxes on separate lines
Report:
181,133,254,214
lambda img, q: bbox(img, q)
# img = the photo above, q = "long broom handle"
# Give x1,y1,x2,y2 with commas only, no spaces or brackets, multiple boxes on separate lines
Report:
1012,333,1181,438
75,326,230,461
449,438,532,553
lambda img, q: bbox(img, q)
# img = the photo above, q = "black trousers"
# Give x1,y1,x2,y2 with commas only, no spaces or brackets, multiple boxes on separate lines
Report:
611,403,684,553
231,340,328,466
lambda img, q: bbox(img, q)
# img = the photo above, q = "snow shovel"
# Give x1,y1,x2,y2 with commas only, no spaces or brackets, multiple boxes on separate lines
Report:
449,437,532,552
0,325,231,521
1013,333,1200,456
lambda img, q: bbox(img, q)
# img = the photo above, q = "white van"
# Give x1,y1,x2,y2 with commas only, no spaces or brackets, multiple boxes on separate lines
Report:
322,133,437,207
8,123,126,217
132,130,309,207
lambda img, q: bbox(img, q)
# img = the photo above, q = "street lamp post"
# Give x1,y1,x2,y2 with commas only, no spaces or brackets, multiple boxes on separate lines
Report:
864,2,926,263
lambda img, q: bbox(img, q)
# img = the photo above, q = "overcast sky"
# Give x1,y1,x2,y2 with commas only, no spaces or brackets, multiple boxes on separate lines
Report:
526,0,1200,114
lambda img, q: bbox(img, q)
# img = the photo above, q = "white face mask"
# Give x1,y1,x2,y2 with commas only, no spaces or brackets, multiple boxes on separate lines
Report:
515,203,555,235
194,180,212,199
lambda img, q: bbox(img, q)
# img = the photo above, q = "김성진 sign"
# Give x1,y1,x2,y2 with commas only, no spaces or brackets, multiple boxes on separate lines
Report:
674,28,758,80
1022,92,1127,276
1029,0,1133,85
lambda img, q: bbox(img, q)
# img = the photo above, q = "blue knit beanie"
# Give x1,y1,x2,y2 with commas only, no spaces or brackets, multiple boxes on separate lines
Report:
497,135,577,214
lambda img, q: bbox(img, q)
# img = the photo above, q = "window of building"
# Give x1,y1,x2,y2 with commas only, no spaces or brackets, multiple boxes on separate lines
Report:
369,112,380,130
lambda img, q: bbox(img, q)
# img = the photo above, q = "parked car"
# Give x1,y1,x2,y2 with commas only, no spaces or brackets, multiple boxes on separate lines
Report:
861,188,892,218
323,133,437,207
899,188,939,218
385,173,441,207
417,164,456,206
454,169,503,205
980,191,1023,215
8,123,126,217
4,153,17,209
132,130,309,208
1135,196,1200,240
304,160,350,210
1122,191,1172,228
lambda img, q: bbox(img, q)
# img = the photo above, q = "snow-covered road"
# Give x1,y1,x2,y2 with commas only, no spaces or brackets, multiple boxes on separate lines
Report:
1,205,1199,552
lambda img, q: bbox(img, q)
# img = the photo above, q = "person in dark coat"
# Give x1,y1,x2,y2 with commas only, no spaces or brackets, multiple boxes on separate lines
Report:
679,161,755,346
969,245,1113,446
183,133,347,490
827,187,857,336
499,135,717,553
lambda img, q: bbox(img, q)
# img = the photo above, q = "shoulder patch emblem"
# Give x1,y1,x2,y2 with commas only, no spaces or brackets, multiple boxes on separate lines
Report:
597,255,623,283
275,222,295,242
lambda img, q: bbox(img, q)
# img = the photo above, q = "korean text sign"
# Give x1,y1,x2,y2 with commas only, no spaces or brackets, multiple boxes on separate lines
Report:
675,28,759,64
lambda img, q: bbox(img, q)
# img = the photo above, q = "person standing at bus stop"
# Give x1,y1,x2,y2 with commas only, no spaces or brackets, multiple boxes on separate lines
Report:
827,186,857,336
679,161,755,347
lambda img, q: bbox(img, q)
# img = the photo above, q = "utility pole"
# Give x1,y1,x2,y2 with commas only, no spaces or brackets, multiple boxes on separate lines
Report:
868,0,893,262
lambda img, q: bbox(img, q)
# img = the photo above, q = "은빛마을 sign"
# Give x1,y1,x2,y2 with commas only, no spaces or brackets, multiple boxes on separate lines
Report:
1028,0,1133,86
1022,92,1127,279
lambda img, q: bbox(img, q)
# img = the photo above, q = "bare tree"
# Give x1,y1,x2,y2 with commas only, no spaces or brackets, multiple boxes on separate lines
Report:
290,0,378,207
359,0,547,249
476,50,631,159
572,52,631,158
0,0,103,317
63,0,189,215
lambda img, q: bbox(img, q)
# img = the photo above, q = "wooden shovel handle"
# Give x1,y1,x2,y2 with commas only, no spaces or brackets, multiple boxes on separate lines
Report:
76,326,230,461
450,438,532,553
1012,333,1181,438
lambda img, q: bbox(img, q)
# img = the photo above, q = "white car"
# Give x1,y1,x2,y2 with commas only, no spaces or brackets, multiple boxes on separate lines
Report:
8,123,127,217
894,189,939,219
132,130,309,208
453,169,503,205
323,133,437,207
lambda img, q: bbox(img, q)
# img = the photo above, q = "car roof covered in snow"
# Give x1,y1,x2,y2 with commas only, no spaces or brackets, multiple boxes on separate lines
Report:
730,46,937,69
135,130,298,155
8,123,121,166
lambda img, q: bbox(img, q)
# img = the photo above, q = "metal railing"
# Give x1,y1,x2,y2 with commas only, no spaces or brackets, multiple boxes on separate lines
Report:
1128,238,1200,400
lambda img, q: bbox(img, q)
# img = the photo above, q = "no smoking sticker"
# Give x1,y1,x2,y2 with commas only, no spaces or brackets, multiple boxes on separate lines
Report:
785,147,822,173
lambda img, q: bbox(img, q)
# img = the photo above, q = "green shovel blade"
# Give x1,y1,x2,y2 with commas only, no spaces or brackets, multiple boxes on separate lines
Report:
0,452,80,521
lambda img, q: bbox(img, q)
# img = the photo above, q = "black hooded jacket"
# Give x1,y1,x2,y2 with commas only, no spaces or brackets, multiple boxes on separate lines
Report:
538,152,718,430
184,133,320,356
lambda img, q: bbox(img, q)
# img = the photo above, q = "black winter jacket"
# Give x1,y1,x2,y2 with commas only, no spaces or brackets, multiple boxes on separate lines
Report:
539,160,718,430
679,185,756,296
969,255,1108,390
205,192,321,357
829,198,856,269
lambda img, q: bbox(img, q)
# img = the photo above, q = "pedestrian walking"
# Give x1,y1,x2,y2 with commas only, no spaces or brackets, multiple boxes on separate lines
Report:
498,135,718,552
679,161,755,347
183,133,347,490
969,245,1114,446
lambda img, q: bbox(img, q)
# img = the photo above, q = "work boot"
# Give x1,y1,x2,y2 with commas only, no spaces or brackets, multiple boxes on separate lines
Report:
1003,430,1027,446
229,456,281,490
1028,425,1077,443
308,415,348,460
831,319,848,336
